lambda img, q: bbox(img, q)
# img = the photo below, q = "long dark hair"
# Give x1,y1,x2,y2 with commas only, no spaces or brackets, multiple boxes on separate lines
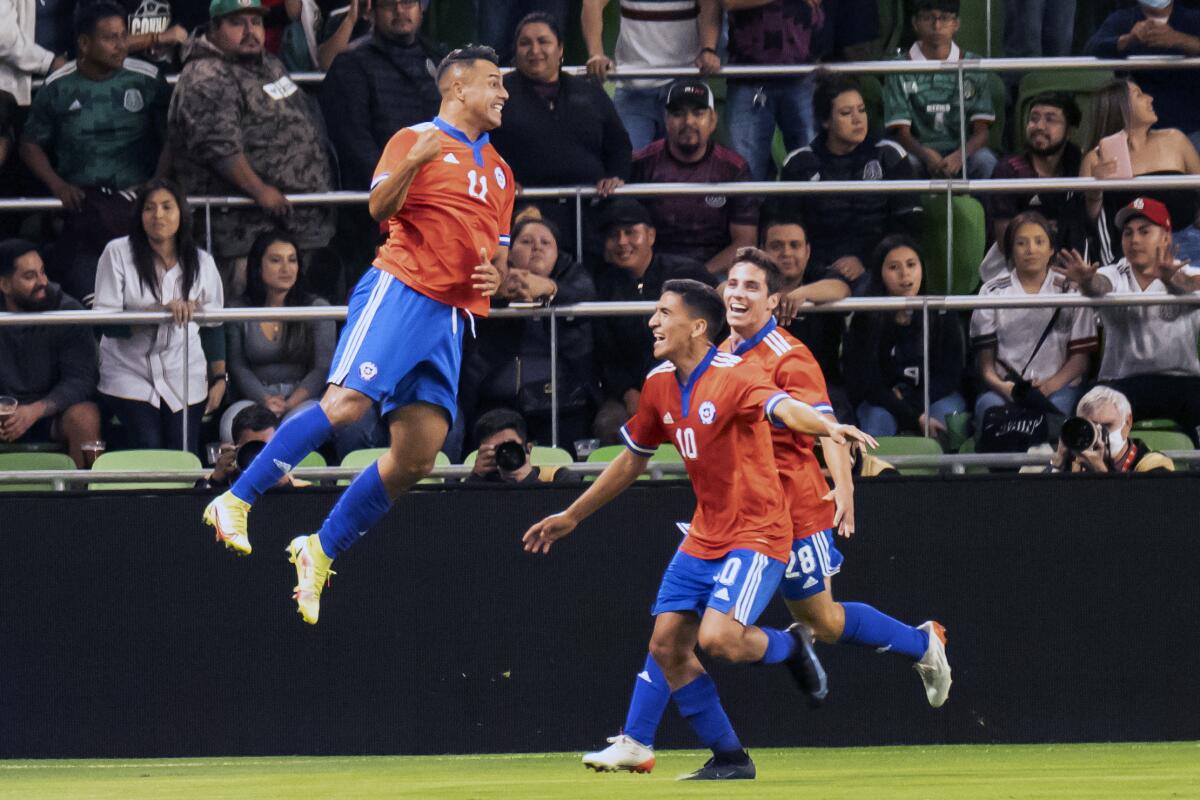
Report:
243,230,313,361
128,178,201,303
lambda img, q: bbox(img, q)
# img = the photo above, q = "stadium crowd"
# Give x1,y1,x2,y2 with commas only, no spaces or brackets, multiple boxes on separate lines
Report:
1,0,1199,474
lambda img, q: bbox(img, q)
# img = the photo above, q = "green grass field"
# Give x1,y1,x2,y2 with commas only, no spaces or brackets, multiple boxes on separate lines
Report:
2,743,1197,800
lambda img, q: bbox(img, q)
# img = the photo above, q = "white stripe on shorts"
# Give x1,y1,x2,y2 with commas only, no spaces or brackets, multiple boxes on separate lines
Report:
331,271,394,384
813,532,832,575
734,553,768,623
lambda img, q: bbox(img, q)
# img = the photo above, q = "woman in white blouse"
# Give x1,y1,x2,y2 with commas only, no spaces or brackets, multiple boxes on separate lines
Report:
93,179,224,452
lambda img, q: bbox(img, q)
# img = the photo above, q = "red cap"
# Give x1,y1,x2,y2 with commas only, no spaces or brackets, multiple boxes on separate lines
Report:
1114,196,1172,232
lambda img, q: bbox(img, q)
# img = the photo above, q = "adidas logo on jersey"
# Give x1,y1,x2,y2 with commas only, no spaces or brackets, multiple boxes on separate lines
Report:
662,412,674,424
443,153,459,164
68,99,82,111
637,670,653,684
713,587,731,602
802,576,819,589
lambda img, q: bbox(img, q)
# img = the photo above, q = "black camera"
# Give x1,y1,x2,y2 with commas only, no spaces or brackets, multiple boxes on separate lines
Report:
236,439,268,472
494,440,528,472
1060,416,1101,452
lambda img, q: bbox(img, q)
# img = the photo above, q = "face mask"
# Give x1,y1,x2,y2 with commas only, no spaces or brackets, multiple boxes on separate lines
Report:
1139,0,1172,10
1106,427,1126,456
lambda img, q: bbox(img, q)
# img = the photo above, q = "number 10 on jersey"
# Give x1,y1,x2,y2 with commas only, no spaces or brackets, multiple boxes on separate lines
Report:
675,428,698,459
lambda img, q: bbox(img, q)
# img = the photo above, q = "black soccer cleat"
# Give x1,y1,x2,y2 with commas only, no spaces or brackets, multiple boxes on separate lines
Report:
677,752,756,781
784,623,829,707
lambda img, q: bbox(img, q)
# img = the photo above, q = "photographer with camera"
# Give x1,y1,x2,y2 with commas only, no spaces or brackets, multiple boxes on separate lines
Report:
197,404,311,490
1050,386,1174,473
467,408,580,485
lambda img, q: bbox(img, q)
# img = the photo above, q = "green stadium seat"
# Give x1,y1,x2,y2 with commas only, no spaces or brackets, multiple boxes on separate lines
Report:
943,410,972,452
869,435,943,475
955,0,1004,57
0,451,76,492
919,194,986,295
90,449,203,491
1133,430,1194,454
1132,418,1181,432
298,451,326,468
338,448,448,486
878,0,907,56
584,443,686,481
463,446,574,467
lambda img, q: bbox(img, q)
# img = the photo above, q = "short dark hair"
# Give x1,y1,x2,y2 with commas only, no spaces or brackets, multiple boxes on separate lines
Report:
75,0,127,37
436,44,500,84
759,211,808,247
813,70,862,125
511,214,562,248
0,239,39,279
661,279,726,343
870,233,924,283
514,11,563,50
1027,91,1082,129
914,0,959,14
231,404,279,443
731,247,785,296
1002,210,1055,261
474,408,528,447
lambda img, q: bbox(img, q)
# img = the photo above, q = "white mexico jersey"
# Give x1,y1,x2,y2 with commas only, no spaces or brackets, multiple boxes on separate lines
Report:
1096,259,1200,380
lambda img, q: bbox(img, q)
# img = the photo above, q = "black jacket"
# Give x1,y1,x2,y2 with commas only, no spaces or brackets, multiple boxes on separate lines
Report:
319,33,446,189
593,253,715,400
0,284,98,413
489,70,632,187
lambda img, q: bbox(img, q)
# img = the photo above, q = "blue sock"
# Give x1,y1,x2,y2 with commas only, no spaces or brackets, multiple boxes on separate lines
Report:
672,674,741,755
621,655,670,748
316,461,393,558
839,602,929,660
759,626,797,664
231,404,333,505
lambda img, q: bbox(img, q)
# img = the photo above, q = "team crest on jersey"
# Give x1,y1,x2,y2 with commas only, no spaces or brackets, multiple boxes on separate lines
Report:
863,159,883,181
359,362,378,381
699,401,716,425
494,167,507,189
704,195,727,208
123,89,144,113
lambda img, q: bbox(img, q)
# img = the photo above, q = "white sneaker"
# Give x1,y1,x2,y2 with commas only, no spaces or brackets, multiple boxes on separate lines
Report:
582,734,655,774
914,620,951,708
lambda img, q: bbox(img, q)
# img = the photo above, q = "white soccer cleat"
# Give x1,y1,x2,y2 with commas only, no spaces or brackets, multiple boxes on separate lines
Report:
286,534,335,625
582,734,656,774
203,491,252,555
914,620,952,708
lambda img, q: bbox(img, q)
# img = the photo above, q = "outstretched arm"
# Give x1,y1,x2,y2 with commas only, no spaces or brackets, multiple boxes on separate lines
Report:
773,397,878,451
522,448,650,553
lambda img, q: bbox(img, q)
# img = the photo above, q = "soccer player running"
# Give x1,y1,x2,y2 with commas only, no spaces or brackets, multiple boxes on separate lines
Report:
523,280,877,780
720,247,952,707
203,46,515,624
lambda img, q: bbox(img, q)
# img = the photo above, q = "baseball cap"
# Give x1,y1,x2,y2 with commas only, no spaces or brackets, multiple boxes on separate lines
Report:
599,198,653,232
665,79,715,112
210,0,267,20
1114,196,1172,232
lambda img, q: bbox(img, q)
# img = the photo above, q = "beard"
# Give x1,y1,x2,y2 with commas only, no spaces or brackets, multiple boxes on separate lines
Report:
1028,135,1067,158
11,290,54,312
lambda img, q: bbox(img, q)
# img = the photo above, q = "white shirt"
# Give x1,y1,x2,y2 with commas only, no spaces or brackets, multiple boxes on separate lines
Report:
970,270,1098,384
615,1,702,90
93,236,224,411
1096,259,1200,379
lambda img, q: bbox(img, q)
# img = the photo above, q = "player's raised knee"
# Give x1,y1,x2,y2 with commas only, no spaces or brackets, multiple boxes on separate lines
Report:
319,386,372,427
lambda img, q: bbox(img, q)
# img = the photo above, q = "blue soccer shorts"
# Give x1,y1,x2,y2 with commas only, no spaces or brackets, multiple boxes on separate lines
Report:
328,268,465,422
652,527,785,625
780,528,844,600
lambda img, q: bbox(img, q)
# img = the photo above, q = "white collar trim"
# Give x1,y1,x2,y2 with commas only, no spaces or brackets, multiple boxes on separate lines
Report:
909,41,961,62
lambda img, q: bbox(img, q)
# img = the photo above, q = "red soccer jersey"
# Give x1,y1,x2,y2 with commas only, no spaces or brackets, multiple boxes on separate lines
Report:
722,319,836,538
371,118,516,317
621,348,794,562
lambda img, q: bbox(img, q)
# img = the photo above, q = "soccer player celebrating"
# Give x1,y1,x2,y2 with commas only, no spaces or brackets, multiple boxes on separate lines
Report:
721,247,952,708
523,280,876,780
203,46,515,625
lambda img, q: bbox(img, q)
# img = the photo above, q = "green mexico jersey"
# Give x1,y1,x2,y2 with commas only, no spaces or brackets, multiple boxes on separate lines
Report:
24,58,168,190
882,43,995,155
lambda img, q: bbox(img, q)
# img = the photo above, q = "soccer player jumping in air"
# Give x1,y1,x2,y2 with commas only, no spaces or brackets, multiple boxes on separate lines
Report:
203,46,515,624
523,280,877,780
720,248,951,708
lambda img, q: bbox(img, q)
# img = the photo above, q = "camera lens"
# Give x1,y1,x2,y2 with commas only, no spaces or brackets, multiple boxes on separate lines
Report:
236,439,267,472
1060,416,1097,452
494,440,527,472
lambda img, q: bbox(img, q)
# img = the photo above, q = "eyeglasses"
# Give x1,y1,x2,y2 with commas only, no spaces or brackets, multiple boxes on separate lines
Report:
916,11,958,25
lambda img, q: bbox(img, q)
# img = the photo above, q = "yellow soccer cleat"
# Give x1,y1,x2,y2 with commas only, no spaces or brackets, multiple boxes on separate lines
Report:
203,491,252,556
286,534,335,625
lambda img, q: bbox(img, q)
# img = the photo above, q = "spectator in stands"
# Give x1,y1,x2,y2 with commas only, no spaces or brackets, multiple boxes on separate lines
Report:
320,0,445,191
582,0,721,151
0,239,100,467
122,0,188,69
779,71,922,284
476,1,569,66
0,0,69,108
591,197,714,442
199,402,313,489
1085,0,1200,141
489,11,630,257
883,0,997,180
1003,1,1075,63
760,213,857,422
33,0,74,62
0,90,12,173
632,79,759,275
724,0,828,181
970,211,1097,423
843,234,966,439
306,0,374,71
1080,78,1200,266
1050,386,1175,473
466,407,580,483
1063,196,1200,441
93,179,225,453
988,92,1088,277
221,231,334,443
168,0,334,299
460,212,599,453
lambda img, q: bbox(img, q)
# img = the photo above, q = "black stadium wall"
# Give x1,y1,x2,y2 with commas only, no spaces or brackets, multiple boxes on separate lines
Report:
2,474,1198,759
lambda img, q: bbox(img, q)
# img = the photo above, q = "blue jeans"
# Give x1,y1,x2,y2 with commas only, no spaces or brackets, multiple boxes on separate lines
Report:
727,77,816,181
475,0,570,64
614,85,668,152
1174,225,1200,266
908,148,998,180
857,392,967,437
1003,0,1075,59
974,385,1081,422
